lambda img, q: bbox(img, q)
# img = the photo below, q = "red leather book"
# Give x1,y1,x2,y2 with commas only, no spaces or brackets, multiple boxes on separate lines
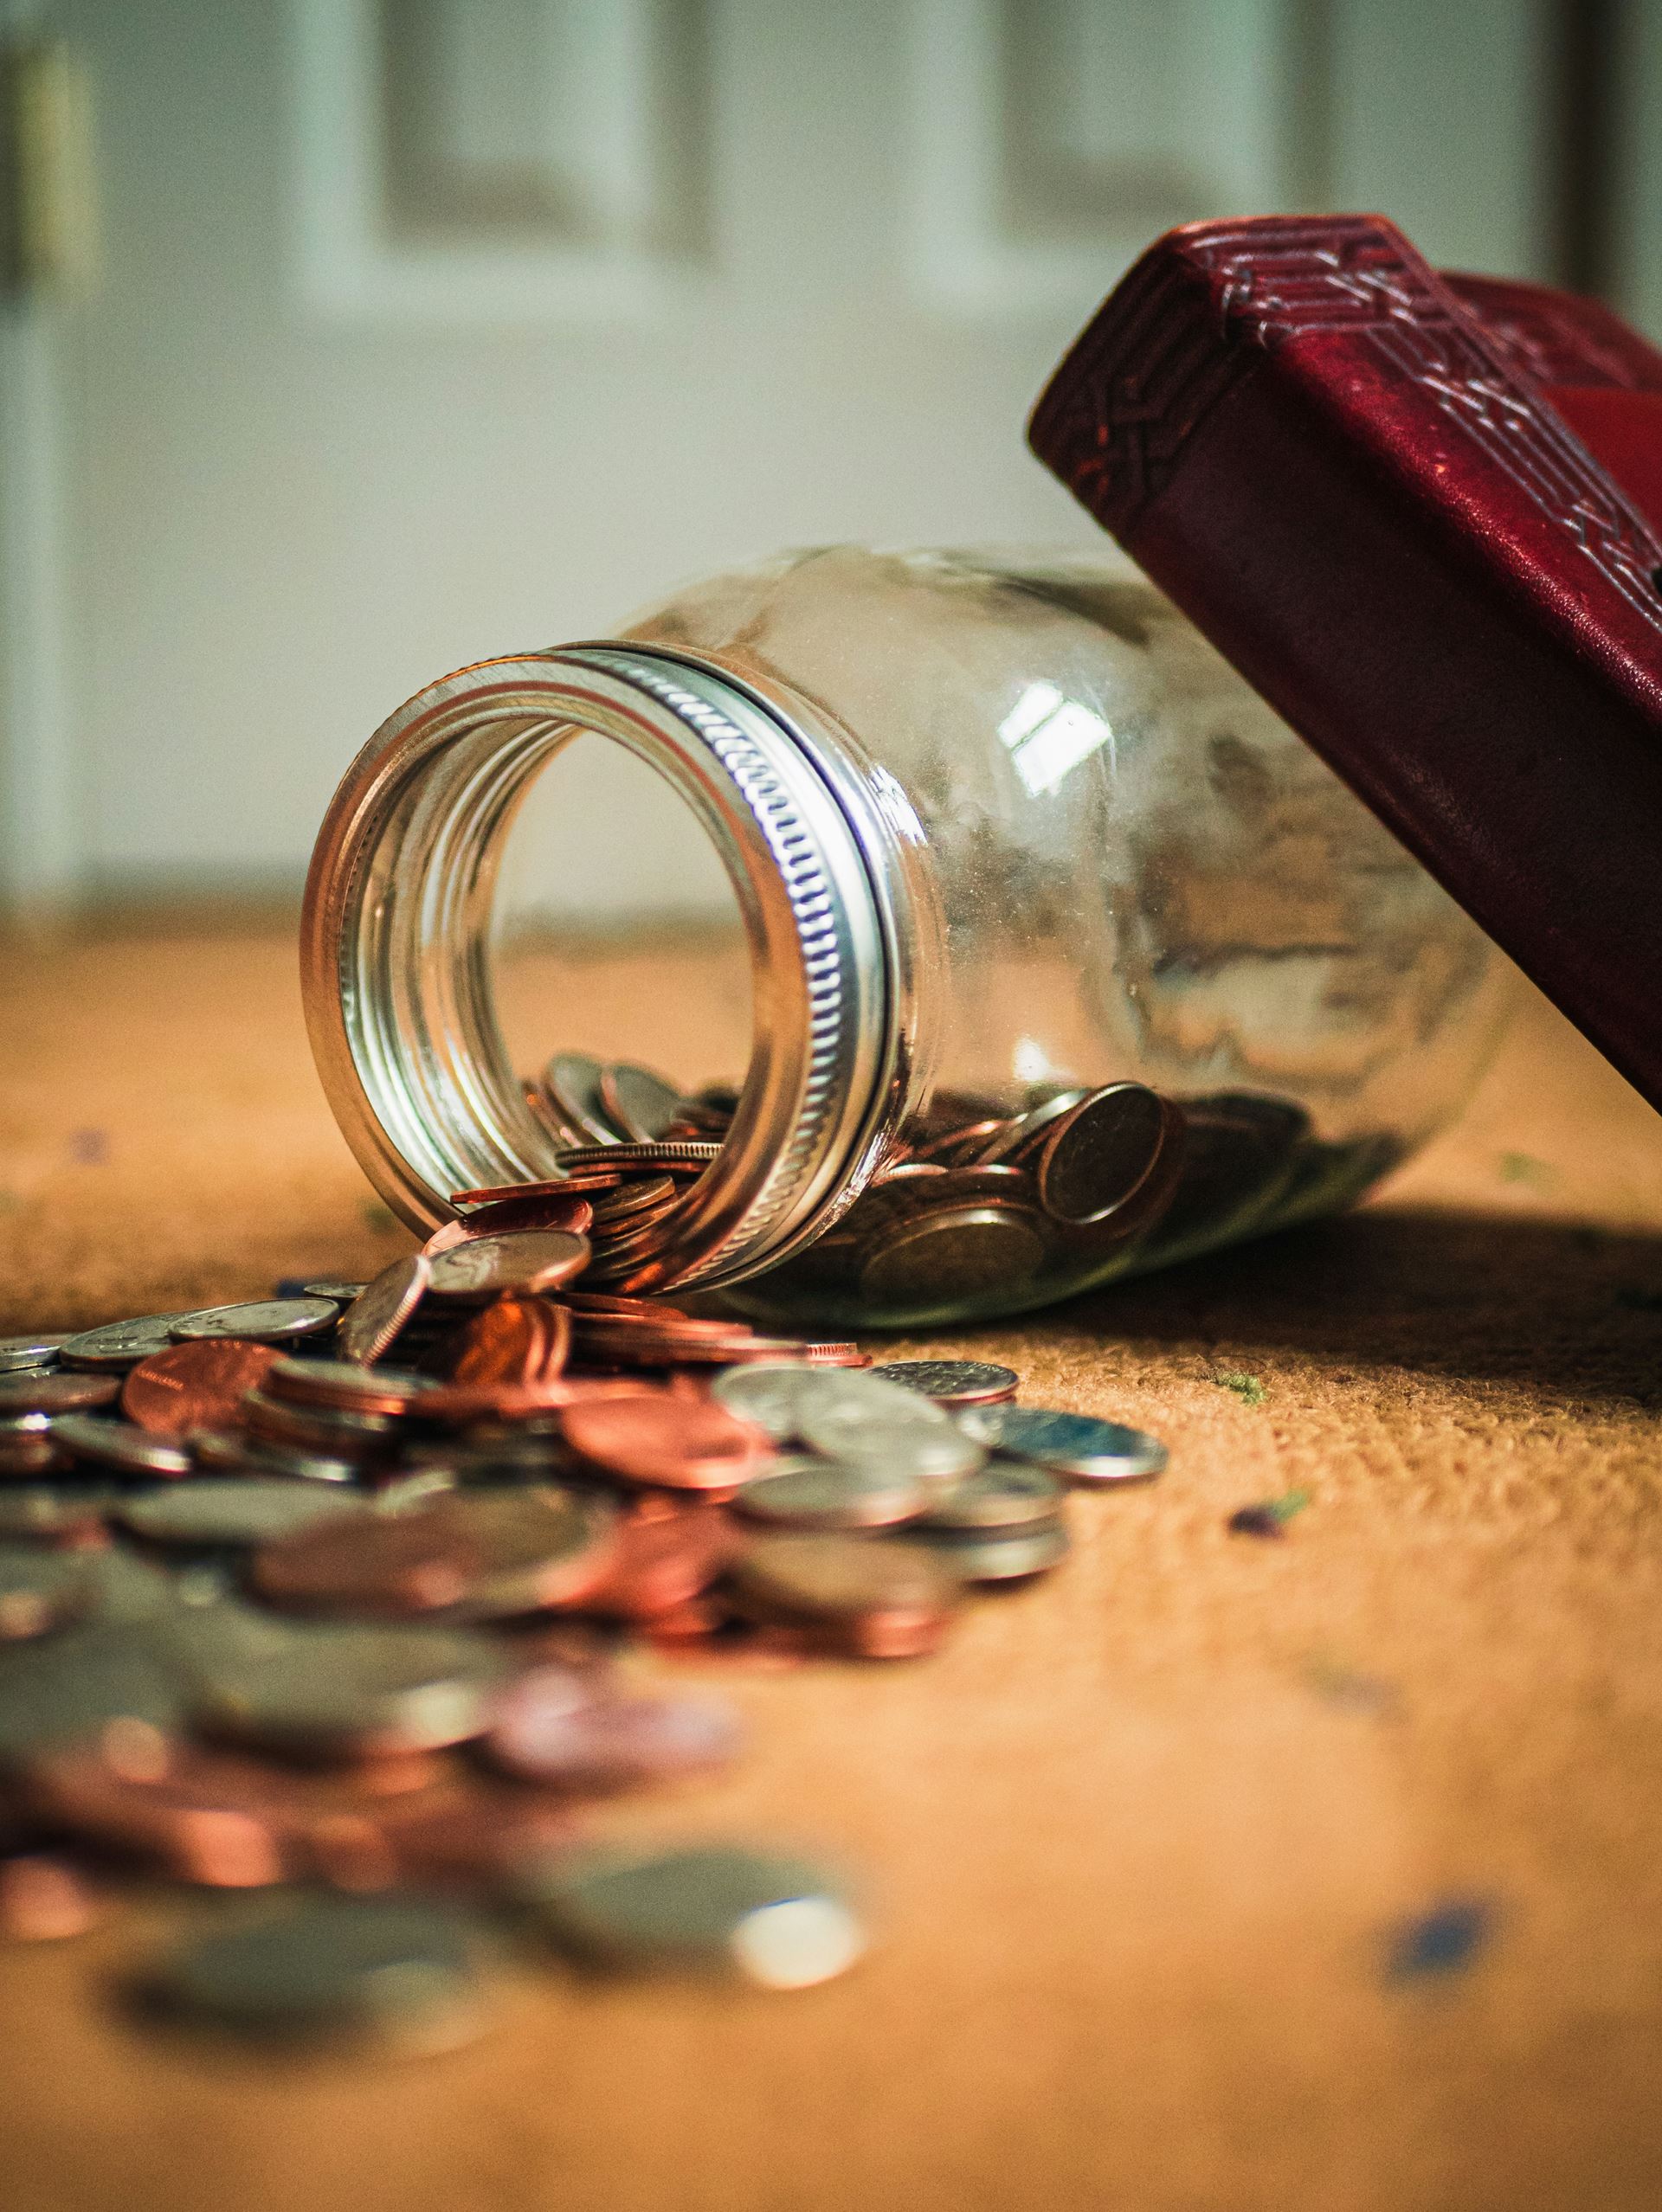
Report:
1029,215,1662,1114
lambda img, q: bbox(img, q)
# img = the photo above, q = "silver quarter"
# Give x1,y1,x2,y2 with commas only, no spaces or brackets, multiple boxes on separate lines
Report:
869,1359,1018,1408
116,1481,368,1550
796,1370,985,1484
337,1253,431,1366
170,1297,340,1344
923,1459,1065,1531
708,1361,825,1441
0,1334,68,1373
426,1229,590,1302
522,1844,865,1988
963,1405,1168,1485
50,1413,192,1478
905,1519,1069,1581
733,1456,928,1531
60,1314,198,1372
600,1062,686,1144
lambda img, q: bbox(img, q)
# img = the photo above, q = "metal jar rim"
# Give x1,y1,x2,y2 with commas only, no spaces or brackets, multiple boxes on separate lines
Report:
300,645,902,1293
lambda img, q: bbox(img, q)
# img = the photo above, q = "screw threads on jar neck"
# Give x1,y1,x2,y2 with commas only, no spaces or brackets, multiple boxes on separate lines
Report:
301,646,905,1294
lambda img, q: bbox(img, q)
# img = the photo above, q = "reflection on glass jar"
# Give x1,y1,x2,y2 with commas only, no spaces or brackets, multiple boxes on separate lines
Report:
302,548,1510,1328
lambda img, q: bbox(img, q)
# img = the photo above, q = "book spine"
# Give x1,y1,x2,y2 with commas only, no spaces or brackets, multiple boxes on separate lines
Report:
1029,216,1662,1111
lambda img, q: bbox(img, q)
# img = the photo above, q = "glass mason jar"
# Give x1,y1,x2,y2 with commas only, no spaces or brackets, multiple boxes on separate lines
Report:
301,547,1510,1329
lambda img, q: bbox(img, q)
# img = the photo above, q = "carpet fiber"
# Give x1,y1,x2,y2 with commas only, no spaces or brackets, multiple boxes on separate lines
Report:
3,919,1660,2212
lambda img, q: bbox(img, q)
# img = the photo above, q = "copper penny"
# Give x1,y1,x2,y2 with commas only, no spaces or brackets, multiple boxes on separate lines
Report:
410,1375,639,1425
449,1296,568,1387
24,1733,571,1893
581,1502,734,1619
264,1358,435,1418
122,1340,280,1437
251,1508,483,1617
426,1190,595,1252
560,1392,772,1491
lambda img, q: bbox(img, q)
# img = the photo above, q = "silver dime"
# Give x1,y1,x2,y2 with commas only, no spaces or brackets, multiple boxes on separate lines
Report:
170,1297,339,1344
116,1481,368,1550
59,1314,198,1372
50,1414,192,1478
963,1405,1168,1485
337,1253,431,1366
905,1519,1069,1581
0,1333,68,1373
923,1459,1065,1531
523,1844,865,1988
869,1359,1018,1408
733,1456,928,1531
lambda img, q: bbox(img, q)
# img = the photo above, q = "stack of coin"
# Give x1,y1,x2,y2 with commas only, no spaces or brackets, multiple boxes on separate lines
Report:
526,1053,1401,1309
0,1230,1169,2048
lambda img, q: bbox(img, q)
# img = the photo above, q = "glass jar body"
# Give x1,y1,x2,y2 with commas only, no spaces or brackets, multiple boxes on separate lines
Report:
303,547,1511,1328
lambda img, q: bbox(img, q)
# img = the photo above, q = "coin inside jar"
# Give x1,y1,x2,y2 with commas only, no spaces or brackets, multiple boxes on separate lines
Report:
1034,1082,1175,1225
426,1231,591,1302
857,1205,1045,1307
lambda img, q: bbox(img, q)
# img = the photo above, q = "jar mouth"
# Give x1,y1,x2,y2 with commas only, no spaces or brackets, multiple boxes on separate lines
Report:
301,646,902,1293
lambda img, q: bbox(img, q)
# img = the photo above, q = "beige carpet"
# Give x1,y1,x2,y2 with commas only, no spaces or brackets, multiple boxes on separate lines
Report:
3,916,1661,2212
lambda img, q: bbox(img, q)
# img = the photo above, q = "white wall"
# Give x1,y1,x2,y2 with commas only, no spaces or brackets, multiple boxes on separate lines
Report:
4,0,1637,920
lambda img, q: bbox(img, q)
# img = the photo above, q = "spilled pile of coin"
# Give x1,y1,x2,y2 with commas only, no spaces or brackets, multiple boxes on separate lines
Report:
529,1051,1399,1308
0,1208,1168,2049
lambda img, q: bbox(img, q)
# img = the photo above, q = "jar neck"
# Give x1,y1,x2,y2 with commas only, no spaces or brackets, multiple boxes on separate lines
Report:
301,644,909,1293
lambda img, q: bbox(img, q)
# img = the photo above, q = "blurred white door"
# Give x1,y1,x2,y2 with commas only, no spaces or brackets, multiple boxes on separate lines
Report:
1,0,1568,918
